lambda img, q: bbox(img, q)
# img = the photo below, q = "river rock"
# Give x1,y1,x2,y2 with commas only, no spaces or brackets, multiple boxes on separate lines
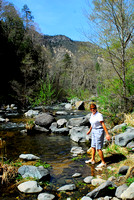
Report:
24,110,39,117
81,197,92,200
38,193,55,200
69,126,91,142
111,123,127,132
91,178,106,186
57,184,76,191
83,176,93,184
65,103,72,110
115,127,134,146
56,111,68,115
34,125,49,133
126,141,134,148
121,182,134,199
70,146,85,156
115,184,128,198
17,181,43,193
19,154,40,160
86,180,117,198
52,127,69,134
57,119,67,128
18,165,50,180
35,113,55,128
67,117,90,127
72,173,81,178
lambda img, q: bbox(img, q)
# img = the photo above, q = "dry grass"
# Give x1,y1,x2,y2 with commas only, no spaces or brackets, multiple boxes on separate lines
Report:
124,113,134,127
104,143,129,157
2,164,18,184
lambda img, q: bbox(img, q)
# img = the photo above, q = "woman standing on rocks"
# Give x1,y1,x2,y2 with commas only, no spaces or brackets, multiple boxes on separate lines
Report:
85,103,111,168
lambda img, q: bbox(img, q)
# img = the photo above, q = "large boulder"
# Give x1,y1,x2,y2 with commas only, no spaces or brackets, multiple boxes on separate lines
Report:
67,117,90,127
121,182,134,200
17,181,43,193
115,127,134,147
35,113,55,128
86,180,117,198
18,165,50,180
69,126,91,143
115,184,128,199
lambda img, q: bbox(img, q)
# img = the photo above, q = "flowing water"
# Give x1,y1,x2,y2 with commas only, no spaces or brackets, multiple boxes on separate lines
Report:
0,108,98,200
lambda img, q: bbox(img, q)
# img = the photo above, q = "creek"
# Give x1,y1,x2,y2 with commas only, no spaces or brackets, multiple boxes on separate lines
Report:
0,106,98,200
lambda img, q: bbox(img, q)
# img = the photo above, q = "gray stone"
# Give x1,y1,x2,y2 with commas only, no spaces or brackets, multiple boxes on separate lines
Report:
70,146,85,155
83,176,93,184
35,113,55,128
65,103,72,110
91,178,106,186
69,126,90,142
34,125,49,133
18,165,50,180
24,110,39,117
68,117,90,127
121,182,134,199
81,197,92,200
52,127,69,135
111,123,127,132
57,118,67,128
72,173,81,178
86,180,117,198
115,184,128,198
115,127,134,147
56,111,68,115
19,154,40,160
126,141,134,148
38,193,55,200
57,184,76,191
17,181,43,193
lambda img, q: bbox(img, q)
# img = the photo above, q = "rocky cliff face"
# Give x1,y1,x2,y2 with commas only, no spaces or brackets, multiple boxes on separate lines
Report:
43,34,96,59
42,35,99,95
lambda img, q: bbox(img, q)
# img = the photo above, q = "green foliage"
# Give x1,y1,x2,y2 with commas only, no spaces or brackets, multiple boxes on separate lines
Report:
126,177,134,186
66,88,90,101
95,62,100,71
121,125,128,132
16,174,23,181
30,76,56,107
10,161,22,167
108,186,115,190
105,143,128,157
34,160,51,169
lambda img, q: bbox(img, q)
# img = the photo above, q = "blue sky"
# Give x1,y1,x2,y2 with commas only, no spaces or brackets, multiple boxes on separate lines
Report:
8,0,91,41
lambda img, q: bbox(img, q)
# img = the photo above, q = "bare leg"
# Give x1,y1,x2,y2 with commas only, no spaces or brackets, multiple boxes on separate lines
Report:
97,149,105,164
91,147,96,161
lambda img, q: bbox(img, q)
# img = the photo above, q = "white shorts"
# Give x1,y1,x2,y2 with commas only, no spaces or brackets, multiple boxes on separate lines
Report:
91,128,104,150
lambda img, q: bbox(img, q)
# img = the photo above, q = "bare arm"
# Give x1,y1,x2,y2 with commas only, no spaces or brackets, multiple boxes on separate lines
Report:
100,121,111,141
87,126,92,135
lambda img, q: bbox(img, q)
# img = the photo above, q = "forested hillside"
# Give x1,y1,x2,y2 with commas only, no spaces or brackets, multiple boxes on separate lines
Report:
0,0,133,114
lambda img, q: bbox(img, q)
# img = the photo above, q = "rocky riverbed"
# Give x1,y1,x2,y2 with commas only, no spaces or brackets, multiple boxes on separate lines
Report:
0,102,134,200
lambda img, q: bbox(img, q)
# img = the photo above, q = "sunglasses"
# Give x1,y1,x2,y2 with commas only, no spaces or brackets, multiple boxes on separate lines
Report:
90,108,96,110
